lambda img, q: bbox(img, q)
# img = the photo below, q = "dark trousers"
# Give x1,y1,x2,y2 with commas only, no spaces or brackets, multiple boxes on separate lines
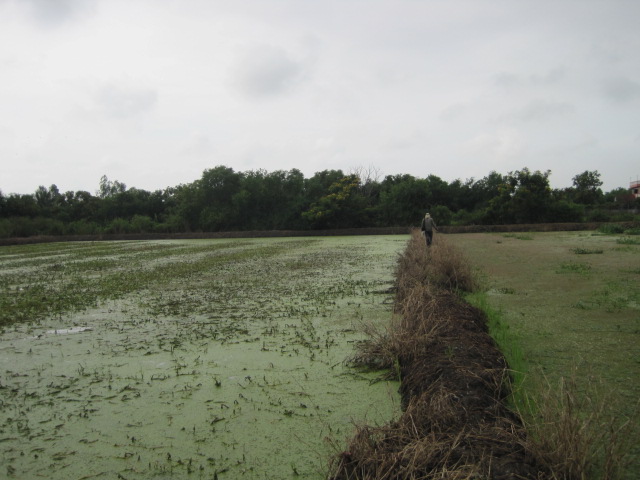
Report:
424,230,433,246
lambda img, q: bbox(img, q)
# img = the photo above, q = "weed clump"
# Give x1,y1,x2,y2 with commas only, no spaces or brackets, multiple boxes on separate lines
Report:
556,261,592,275
519,373,637,480
572,247,604,254
395,230,476,296
617,236,640,245
598,224,626,234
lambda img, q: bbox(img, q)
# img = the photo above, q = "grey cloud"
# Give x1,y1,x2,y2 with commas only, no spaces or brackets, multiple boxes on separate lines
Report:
18,0,96,27
530,68,565,85
94,83,158,119
232,45,308,98
494,68,565,89
494,72,522,89
383,130,424,151
183,132,213,158
507,99,575,123
602,77,640,104
589,40,625,66
440,103,469,121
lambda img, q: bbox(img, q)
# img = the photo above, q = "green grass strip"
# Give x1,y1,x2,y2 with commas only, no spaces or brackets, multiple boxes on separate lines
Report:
465,291,528,407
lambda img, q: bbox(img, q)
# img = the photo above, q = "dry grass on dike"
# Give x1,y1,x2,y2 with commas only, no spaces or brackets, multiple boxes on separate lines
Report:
519,373,637,480
331,230,636,480
346,233,477,374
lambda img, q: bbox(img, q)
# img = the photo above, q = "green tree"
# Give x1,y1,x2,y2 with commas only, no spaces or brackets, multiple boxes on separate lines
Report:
302,175,365,229
572,170,603,205
97,175,127,198
484,168,552,224
377,174,450,227
430,205,453,226
423,175,449,208
4,194,38,218
67,191,97,222
261,169,306,229
446,178,476,212
33,184,63,218
470,171,505,210
378,175,426,226
197,166,241,231
171,183,200,231
303,170,346,203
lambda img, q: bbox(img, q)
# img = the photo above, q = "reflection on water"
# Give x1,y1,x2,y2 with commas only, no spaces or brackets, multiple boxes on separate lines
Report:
44,326,94,335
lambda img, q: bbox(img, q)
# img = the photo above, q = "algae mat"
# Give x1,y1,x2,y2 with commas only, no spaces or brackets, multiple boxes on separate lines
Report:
0,236,406,479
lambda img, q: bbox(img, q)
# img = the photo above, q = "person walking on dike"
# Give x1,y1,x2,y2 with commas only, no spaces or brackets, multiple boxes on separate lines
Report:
420,212,437,247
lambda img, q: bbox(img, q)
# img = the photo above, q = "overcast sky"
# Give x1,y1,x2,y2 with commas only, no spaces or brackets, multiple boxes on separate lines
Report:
1,0,639,195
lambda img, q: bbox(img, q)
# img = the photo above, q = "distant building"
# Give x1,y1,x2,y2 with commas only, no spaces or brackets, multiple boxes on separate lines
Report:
632,179,640,199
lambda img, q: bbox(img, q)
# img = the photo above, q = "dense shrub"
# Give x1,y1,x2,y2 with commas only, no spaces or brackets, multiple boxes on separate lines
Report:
587,209,613,222
130,215,156,233
103,218,131,234
0,218,12,238
66,220,101,235
4,216,65,237
598,224,625,234
610,211,638,222
429,205,453,226
548,200,584,223
451,208,484,226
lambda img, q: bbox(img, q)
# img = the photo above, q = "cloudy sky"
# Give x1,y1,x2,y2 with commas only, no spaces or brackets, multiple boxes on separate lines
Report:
1,0,639,195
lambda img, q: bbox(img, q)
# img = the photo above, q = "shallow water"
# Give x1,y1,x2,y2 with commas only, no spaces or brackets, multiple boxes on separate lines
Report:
0,236,406,479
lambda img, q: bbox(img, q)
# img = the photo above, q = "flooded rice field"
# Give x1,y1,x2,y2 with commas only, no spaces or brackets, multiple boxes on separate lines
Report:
0,236,406,479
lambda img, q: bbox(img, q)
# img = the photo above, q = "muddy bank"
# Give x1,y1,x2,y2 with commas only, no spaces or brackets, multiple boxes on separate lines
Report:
1,222,633,246
330,231,545,479
0,228,410,245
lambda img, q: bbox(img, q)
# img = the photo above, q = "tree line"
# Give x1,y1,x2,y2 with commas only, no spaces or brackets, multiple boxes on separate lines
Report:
0,166,638,238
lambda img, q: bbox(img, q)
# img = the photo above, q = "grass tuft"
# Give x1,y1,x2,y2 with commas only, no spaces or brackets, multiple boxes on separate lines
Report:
617,236,640,245
519,372,638,480
465,291,526,394
572,247,604,254
394,231,476,296
598,224,625,234
503,233,535,240
556,261,592,275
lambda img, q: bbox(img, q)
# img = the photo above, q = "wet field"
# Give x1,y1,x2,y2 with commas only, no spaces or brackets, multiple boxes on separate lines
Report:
0,236,406,479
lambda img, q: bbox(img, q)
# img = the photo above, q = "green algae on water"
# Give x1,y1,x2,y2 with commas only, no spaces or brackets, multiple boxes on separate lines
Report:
0,236,406,479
